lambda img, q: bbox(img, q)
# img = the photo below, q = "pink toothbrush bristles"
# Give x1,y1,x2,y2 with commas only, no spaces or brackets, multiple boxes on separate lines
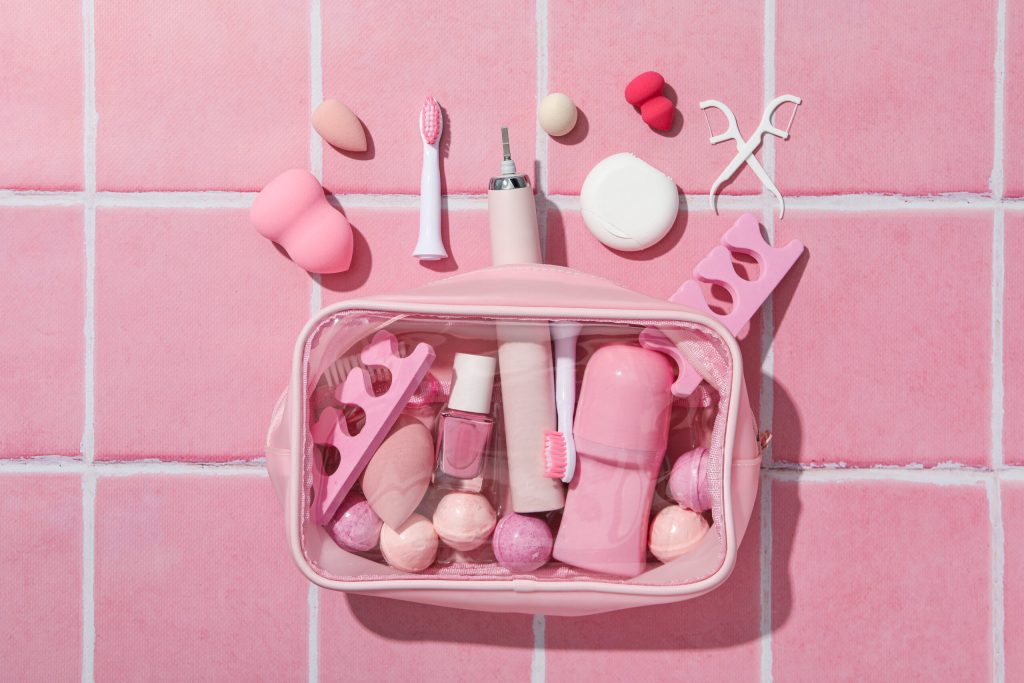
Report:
542,430,567,479
421,96,441,145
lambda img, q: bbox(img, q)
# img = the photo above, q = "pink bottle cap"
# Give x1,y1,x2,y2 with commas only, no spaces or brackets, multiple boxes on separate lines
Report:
572,345,675,459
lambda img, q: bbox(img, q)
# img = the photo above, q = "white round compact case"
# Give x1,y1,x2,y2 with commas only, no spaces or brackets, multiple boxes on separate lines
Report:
579,153,679,252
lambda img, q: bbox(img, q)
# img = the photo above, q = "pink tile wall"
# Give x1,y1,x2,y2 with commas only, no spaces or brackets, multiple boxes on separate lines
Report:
0,474,82,681
94,476,308,681
95,1,309,191
93,208,309,460
1003,482,1024,681
772,479,992,681
0,0,82,189
320,2,537,195
776,1,996,195
0,0,1017,680
772,211,992,466
546,0,764,196
0,207,84,457
319,593,534,681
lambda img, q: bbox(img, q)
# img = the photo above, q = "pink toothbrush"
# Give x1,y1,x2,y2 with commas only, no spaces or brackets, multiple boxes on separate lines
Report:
543,321,581,483
413,96,446,260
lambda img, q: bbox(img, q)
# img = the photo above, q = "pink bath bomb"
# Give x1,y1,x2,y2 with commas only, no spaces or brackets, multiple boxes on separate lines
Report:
432,492,496,551
492,513,553,572
668,447,711,512
648,505,710,563
324,491,382,552
379,513,439,573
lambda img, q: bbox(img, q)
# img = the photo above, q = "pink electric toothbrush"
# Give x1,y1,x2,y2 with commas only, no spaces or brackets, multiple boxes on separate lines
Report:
488,127,565,513
413,96,446,260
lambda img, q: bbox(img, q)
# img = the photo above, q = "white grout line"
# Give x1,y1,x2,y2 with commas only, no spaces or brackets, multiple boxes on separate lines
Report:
760,2,776,680
81,471,96,683
991,0,1007,200
768,467,992,485
307,585,320,683
988,478,1006,683
81,0,97,678
531,613,546,683
993,206,1005,470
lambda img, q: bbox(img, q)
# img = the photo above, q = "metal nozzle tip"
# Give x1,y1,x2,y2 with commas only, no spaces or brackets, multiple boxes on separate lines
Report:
501,127,511,161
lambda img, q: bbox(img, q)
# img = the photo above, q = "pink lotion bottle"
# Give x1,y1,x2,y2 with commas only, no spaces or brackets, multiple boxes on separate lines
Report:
434,353,497,491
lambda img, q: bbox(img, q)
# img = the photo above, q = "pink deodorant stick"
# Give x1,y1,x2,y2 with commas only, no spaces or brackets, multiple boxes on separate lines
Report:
552,345,675,577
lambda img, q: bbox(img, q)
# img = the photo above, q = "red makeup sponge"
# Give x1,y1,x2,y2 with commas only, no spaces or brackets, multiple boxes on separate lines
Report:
641,96,674,131
624,71,676,131
625,71,665,106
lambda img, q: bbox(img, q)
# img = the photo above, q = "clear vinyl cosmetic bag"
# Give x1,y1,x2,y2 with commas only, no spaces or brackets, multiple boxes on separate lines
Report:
265,264,761,616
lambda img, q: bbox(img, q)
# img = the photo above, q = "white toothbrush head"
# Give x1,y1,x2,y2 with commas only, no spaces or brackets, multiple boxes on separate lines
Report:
420,96,442,146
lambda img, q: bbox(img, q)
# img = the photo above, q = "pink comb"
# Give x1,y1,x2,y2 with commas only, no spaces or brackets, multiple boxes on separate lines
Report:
311,331,436,524
420,96,442,145
642,213,804,397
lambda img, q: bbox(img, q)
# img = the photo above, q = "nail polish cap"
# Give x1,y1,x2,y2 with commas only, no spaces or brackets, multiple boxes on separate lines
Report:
448,353,497,414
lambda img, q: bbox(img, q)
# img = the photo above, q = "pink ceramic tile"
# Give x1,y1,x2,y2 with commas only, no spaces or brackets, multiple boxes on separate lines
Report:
93,208,309,460
319,591,533,682
320,2,536,195
776,1,996,195
772,212,991,466
1006,211,1024,464
0,207,84,457
772,480,991,682
95,2,308,191
548,208,771,410
1006,1,1024,197
0,474,82,680
95,475,307,681
1003,481,1024,681
320,208,494,305
547,0,763,196
545,504,761,682
0,0,82,189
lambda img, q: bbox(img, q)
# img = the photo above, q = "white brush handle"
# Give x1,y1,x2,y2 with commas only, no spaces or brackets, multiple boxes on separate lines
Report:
552,321,580,483
414,143,446,260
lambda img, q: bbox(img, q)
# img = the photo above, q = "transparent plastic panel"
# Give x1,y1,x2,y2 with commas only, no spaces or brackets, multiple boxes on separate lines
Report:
297,311,735,586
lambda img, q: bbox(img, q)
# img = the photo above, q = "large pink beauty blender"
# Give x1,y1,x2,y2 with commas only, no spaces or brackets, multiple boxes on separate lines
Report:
250,169,353,274
361,416,434,529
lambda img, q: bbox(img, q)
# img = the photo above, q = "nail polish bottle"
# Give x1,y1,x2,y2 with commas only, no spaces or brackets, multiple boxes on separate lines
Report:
434,353,497,491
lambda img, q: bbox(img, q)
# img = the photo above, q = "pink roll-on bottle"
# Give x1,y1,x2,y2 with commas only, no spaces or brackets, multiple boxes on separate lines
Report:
552,345,675,577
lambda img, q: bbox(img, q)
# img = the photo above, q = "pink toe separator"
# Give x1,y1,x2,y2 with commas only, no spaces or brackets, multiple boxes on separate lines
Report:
642,213,804,398
311,331,435,524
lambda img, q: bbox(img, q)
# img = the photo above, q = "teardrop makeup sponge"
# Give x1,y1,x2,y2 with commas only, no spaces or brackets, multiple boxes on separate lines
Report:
250,169,353,274
361,416,434,529
312,99,367,152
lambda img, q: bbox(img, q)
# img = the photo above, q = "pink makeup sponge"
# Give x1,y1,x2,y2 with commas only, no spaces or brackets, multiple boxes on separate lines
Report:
250,168,353,274
361,416,434,529
668,447,711,512
324,491,383,552
312,99,367,152
492,513,553,572
624,71,676,131
648,505,710,563
432,492,496,551
379,513,439,573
